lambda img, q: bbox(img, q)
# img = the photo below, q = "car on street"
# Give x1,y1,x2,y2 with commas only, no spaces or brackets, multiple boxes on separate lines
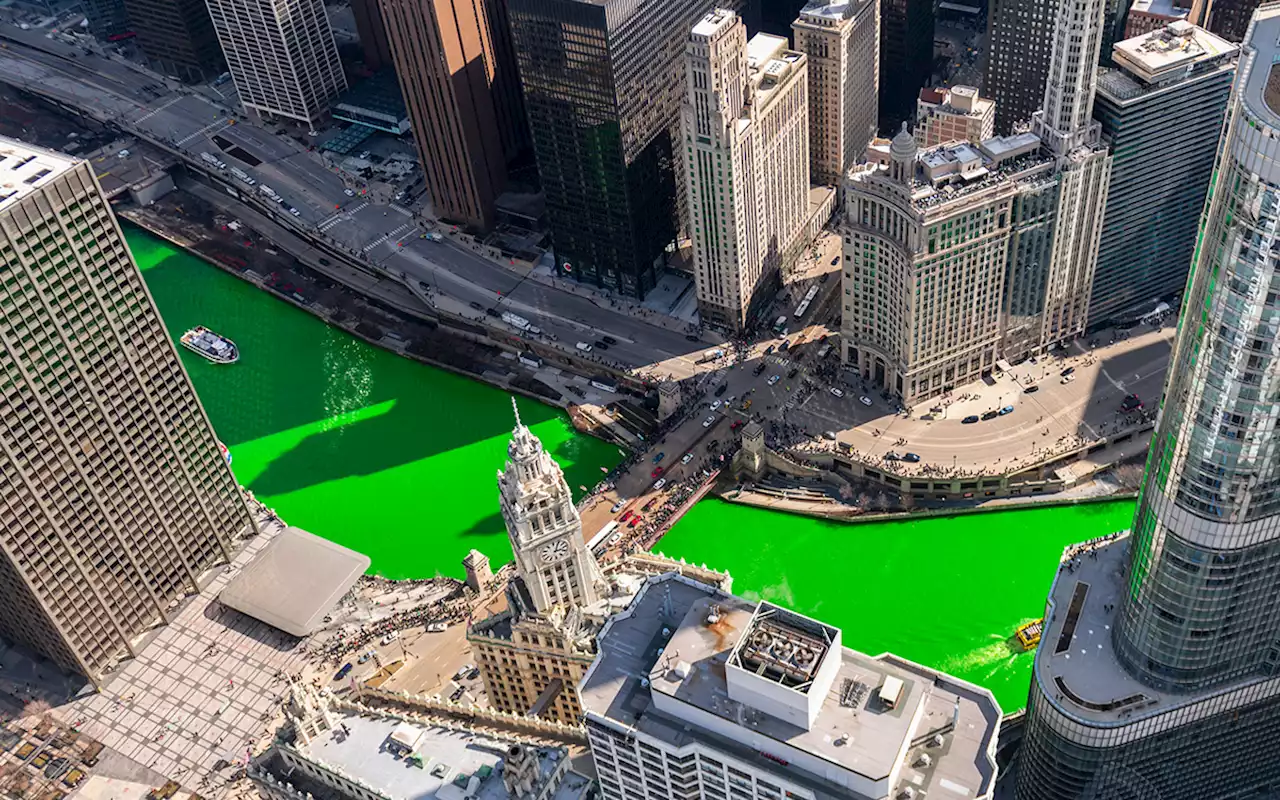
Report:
335,663,353,680
753,363,767,376
469,301,484,311
903,452,921,463
1024,384,1039,394
787,368,799,379
714,384,728,397
610,499,625,513
621,510,633,523
289,207,300,216
685,333,701,343
485,307,500,317
780,340,790,351
594,340,609,350
681,453,694,464
426,622,447,633
381,631,399,645
962,415,980,424
468,667,480,680
1061,374,1075,384
1121,394,1143,411
703,415,717,428
651,466,664,478
767,375,781,386
450,686,466,702
358,651,372,664
576,342,593,352
609,531,623,544
319,258,330,266
344,188,355,196
885,451,900,460
653,478,667,490
653,452,665,463
726,395,736,405
742,399,753,411
981,410,998,421
859,395,873,406
764,345,775,356
710,400,722,411
730,419,744,431
830,387,844,398
455,665,473,680
1061,366,1075,377
831,256,840,265
999,405,1015,415
602,335,618,345
823,431,836,440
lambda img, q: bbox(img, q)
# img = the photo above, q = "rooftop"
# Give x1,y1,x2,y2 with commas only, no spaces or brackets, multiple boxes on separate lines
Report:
0,136,77,211
580,575,1000,800
219,526,370,636
796,0,871,22
1109,21,1237,87
293,710,565,800
1240,5,1280,124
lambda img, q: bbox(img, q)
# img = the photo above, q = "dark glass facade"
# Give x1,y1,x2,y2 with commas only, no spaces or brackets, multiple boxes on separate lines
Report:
1204,0,1262,42
509,0,738,297
82,0,132,41
878,0,933,130
985,0,1058,135
122,0,225,82
1088,42,1235,327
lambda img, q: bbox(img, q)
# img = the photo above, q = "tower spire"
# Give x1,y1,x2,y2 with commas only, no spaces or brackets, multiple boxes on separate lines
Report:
512,395,522,428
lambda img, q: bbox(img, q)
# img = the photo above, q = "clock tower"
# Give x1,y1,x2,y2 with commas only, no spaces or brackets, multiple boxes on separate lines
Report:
497,398,603,614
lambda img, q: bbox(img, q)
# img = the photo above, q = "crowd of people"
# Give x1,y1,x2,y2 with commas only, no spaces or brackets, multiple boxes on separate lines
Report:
308,586,469,666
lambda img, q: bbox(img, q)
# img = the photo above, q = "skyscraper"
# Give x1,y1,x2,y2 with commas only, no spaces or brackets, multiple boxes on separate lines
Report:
1089,21,1237,327
1199,0,1263,39
792,0,879,185
985,0,1059,134
684,10,809,330
1011,0,1112,358
878,0,934,130
509,0,743,297
580,572,1003,800
1015,8,1280,798
81,0,132,41
0,138,257,686
206,0,346,127
349,0,394,71
379,0,527,230
122,0,224,83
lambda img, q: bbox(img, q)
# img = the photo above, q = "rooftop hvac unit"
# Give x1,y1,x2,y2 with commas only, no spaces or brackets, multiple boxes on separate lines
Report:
914,753,932,768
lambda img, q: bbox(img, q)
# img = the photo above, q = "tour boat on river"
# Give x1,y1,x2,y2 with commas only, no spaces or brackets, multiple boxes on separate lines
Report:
1015,618,1044,650
181,326,239,364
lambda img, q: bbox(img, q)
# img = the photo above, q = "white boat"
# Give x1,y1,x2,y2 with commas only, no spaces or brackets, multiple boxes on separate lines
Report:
181,326,239,364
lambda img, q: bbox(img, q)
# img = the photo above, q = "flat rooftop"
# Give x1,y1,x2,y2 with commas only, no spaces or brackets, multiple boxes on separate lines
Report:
0,136,77,211
1111,21,1237,82
295,710,564,800
220,526,370,636
796,0,870,22
1242,5,1280,124
580,575,1000,800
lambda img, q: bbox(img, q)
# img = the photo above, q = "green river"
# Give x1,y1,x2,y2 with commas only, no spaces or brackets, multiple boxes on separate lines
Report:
129,228,1139,711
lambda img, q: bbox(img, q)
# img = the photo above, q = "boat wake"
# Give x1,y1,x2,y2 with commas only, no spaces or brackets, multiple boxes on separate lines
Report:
938,629,1033,681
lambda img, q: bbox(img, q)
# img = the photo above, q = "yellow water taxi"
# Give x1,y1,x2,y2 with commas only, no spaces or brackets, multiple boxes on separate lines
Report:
1015,619,1043,650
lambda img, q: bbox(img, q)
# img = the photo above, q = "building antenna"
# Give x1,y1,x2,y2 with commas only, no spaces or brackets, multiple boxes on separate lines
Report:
512,395,522,427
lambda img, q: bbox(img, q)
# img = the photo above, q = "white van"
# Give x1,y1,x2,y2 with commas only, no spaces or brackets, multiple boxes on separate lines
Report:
576,342,593,352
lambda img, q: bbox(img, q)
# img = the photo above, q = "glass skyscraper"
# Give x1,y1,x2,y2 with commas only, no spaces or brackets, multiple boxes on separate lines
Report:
1015,6,1280,798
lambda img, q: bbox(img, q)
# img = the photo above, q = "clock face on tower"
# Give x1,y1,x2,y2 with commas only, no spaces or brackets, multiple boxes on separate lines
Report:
539,539,570,564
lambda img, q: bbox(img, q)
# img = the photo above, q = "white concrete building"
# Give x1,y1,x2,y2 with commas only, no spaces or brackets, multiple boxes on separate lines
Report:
915,85,996,148
683,9,810,330
579,573,1002,800
791,0,879,185
206,0,347,126
841,127,1055,404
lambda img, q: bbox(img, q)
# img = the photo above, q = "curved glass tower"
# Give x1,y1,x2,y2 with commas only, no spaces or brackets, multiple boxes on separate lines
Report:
1015,6,1280,799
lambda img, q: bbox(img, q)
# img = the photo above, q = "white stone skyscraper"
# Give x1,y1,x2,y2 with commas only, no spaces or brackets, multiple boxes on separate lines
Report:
0,137,257,686
206,0,346,126
497,398,603,613
792,0,879,185
1006,0,1113,356
684,9,809,330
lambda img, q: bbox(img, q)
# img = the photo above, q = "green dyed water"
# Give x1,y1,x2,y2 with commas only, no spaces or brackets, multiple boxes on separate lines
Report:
661,498,1137,711
126,228,622,579
128,227,1138,711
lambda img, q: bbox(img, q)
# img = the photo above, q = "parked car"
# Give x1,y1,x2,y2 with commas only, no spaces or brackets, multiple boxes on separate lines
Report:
653,478,667,490
999,405,1015,416
469,301,484,311
823,431,837,441
1061,374,1075,384
779,340,790,351
610,499,625,513
450,686,466,702
764,345,775,356
859,395,873,406
653,452,666,463
831,387,844,398
885,451,900,460
651,466,664,478
714,384,728,397
620,510,632,522
335,663,353,680
903,452,921,463
426,622,447,633
710,399,722,410
455,665,474,680
681,453,694,464
602,335,618,345
357,651,372,664
730,419,744,431
1121,393,1143,411
485,307,500,317
686,334,700,342
1024,384,1040,394
594,340,609,350
981,410,999,421
753,363,767,376
962,415,980,424
1061,366,1075,377
703,415,717,428
576,342,593,352
381,631,399,645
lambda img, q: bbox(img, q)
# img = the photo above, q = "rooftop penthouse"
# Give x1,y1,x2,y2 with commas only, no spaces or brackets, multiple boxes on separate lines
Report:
580,574,1001,800
1099,21,1238,102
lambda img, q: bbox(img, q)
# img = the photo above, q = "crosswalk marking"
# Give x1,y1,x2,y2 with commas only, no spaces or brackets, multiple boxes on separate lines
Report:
361,221,417,253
